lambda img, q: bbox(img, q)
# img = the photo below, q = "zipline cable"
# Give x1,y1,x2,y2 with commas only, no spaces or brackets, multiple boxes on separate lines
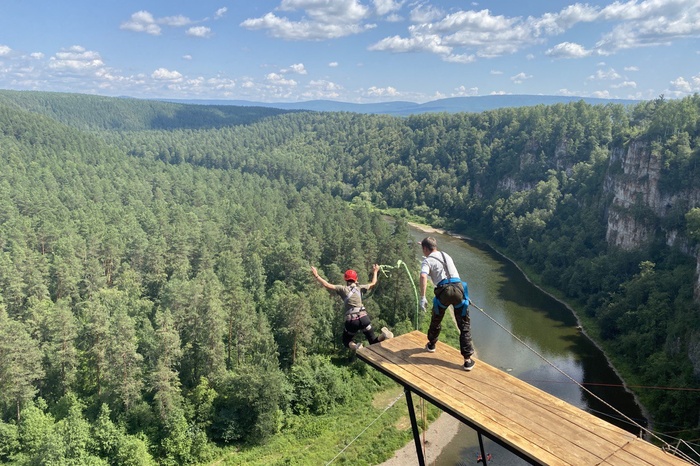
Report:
324,392,405,466
470,301,700,466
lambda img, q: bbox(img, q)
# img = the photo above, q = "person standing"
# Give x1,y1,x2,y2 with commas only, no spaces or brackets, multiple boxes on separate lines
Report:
419,236,475,371
311,264,393,350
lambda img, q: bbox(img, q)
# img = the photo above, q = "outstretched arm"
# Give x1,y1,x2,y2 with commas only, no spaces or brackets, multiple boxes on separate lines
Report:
367,264,379,288
311,266,336,291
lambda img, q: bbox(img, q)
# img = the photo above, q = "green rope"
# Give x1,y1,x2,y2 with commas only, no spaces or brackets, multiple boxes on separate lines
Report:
378,260,421,330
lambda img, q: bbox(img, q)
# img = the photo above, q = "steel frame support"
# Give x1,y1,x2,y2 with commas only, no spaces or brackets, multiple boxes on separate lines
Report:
404,387,426,466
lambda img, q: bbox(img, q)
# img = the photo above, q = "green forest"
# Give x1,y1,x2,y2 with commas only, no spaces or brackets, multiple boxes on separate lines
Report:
0,89,699,464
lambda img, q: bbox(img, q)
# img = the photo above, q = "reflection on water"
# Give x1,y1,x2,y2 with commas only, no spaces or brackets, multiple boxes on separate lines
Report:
407,225,645,465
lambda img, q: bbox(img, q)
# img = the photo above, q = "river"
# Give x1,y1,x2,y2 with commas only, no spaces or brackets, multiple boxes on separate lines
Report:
406,224,645,465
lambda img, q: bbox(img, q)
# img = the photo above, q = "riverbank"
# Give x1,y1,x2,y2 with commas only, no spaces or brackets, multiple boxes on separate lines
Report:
378,412,462,466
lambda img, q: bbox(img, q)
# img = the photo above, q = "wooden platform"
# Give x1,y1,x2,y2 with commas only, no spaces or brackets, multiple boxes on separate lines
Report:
357,330,690,466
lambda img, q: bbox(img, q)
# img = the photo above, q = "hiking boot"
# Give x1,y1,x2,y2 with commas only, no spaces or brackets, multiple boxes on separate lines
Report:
381,327,394,340
425,342,436,353
463,358,475,371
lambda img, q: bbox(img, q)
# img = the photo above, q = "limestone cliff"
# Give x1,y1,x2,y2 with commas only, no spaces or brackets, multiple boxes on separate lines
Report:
604,140,700,254
604,140,700,376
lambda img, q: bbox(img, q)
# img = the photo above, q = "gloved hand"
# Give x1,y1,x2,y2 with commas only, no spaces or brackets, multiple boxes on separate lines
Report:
420,296,429,311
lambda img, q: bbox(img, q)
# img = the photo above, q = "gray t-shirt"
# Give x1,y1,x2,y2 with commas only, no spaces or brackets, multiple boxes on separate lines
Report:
334,283,371,315
420,251,460,285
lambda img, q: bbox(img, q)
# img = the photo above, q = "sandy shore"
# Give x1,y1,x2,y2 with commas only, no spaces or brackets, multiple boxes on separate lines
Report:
377,412,462,466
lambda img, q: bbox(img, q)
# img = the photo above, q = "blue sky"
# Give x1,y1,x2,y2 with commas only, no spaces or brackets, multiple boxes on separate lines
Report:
1,0,699,103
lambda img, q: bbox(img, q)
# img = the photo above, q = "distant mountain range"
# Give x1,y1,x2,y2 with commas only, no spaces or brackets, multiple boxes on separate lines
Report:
160,94,641,116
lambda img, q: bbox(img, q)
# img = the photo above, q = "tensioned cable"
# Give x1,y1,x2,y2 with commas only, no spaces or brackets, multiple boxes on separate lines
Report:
470,301,700,466
324,392,405,466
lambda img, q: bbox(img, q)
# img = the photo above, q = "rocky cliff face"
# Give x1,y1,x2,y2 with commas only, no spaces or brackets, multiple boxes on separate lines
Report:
605,139,700,288
604,140,700,375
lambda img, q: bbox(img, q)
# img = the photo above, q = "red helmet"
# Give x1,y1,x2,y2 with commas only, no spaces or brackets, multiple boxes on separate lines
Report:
344,269,358,282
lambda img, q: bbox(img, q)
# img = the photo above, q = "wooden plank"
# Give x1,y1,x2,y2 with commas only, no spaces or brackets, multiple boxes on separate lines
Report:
357,331,692,466
360,338,586,465
374,337,605,464
376,333,635,462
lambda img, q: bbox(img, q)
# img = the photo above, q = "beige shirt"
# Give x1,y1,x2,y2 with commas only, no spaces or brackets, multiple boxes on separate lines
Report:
334,283,371,315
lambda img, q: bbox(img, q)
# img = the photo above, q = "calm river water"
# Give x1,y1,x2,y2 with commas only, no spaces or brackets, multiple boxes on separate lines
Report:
406,224,645,465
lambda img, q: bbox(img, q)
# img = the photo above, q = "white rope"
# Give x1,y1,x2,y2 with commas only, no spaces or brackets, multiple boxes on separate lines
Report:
470,302,700,466
325,392,405,465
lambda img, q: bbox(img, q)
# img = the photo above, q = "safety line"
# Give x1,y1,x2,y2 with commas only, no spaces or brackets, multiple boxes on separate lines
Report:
324,392,405,466
520,378,700,392
378,260,421,330
470,301,700,466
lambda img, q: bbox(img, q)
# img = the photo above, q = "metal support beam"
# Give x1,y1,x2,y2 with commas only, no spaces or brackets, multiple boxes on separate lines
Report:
404,387,426,466
478,431,488,464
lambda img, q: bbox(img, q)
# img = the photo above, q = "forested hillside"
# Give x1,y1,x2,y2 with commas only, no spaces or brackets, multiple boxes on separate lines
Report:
0,90,294,131
1,90,699,463
0,98,419,465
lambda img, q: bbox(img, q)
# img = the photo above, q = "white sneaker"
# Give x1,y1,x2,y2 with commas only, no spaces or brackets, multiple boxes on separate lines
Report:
381,327,394,340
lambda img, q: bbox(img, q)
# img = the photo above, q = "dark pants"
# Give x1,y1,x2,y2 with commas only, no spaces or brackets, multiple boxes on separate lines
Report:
343,313,378,347
428,288,474,358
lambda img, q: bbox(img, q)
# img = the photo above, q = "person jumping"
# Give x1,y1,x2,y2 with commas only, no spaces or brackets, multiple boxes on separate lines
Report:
311,264,393,350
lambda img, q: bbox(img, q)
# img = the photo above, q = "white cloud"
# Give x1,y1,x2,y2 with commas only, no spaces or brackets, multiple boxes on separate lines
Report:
152,68,183,81
368,0,700,65
328,61,339,67
624,66,639,72
368,33,451,55
121,10,207,36
206,76,236,90
284,63,307,74
183,54,193,60
670,73,700,94
611,80,637,89
545,42,592,58
48,46,104,70
241,0,375,40
587,68,622,81
374,0,403,16
215,7,228,19
266,72,297,86
371,7,544,61
366,85,400,97
0,45,11,56
303,79,344,99
409,5,444,23
121,11,161,35
452,85,479,96
511,72,532,84
490,70,503,75
161,15,192,27
30,52,44,59
187,26,212,38
557,88,579,96
444,53,475,63
594,0,700,54
592,90,611,98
